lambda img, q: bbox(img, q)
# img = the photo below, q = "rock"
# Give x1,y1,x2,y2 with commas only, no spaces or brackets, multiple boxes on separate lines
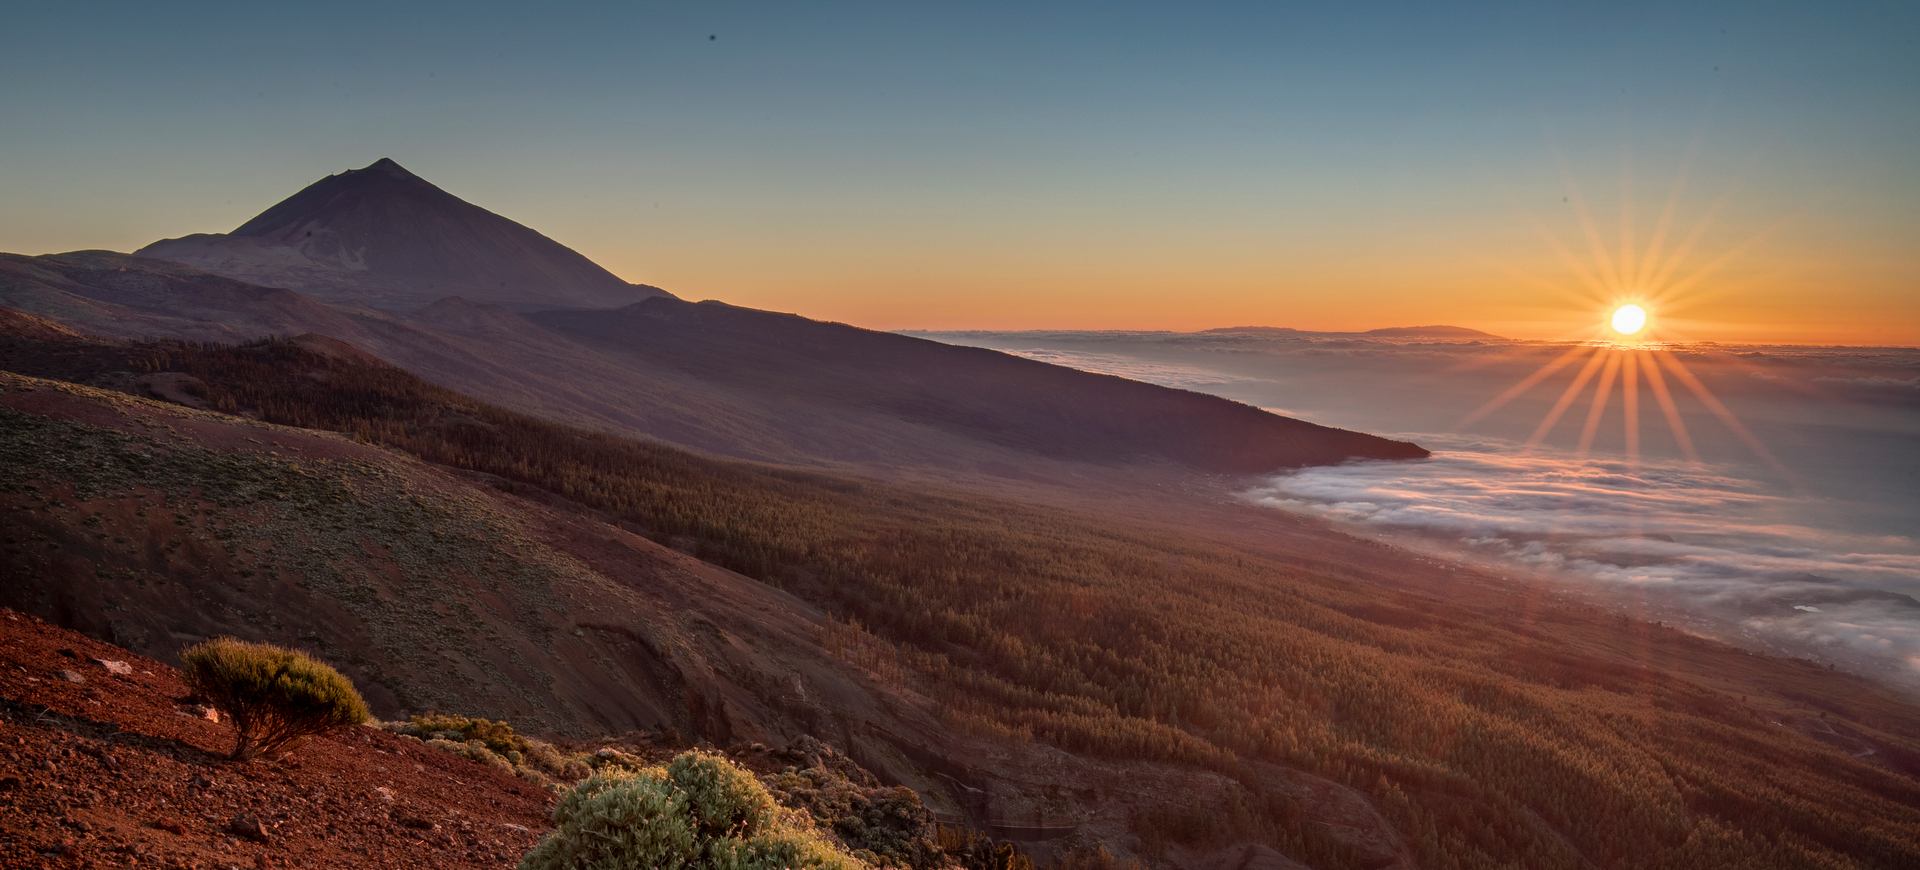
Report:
229,812,271,842
57,669,85,683
57,648,79,659
153,818,188,835
375,786,396,801
94,658,133,675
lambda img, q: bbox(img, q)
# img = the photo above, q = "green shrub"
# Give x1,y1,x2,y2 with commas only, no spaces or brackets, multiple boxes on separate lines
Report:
669,751,777,839
395,713,528,756
519,751,868,870
180,638,369,761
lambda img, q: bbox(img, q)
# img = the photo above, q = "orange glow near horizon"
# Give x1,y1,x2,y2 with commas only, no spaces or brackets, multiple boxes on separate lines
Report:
586,224,1916,345
1453,158,1814,473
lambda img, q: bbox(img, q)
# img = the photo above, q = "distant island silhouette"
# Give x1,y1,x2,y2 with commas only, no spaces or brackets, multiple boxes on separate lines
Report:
1200,324,1504,339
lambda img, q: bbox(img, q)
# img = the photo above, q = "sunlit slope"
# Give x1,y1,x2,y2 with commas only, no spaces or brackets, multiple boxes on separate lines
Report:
5,330,1918,868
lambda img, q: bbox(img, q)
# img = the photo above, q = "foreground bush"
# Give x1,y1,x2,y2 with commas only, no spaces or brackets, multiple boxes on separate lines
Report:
519,751,866,870
180,638,369,761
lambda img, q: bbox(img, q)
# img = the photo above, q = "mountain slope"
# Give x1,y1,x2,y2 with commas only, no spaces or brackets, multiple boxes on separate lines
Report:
0,254,836,461
530,298,1429,472
134,158,670,311
10,329,1920,868
0,362,1407,870
3,253,1428,474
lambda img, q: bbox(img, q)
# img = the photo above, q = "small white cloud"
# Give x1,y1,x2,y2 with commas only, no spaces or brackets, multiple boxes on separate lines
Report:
1813,375,1920,389
995,349,1256,390
1794,605,1823,613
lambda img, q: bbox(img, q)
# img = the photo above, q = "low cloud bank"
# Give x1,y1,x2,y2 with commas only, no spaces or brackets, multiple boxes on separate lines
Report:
1245,435,1920,681
995,348,1258,391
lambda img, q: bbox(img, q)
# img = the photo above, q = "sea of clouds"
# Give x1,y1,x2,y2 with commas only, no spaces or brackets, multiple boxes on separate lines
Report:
916,329,1920,683
1246,435,1920,679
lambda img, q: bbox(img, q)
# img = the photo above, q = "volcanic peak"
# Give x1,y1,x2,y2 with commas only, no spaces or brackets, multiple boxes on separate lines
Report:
135,158,672,312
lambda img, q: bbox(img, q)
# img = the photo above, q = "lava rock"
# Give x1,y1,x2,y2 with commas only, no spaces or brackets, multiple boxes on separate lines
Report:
94,658,133,675
229,812,272,842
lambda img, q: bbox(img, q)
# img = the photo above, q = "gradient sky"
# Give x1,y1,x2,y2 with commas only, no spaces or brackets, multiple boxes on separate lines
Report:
3,1,1915,343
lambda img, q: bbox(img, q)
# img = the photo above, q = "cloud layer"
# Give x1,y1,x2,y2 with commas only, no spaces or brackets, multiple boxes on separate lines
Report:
1244,434,1920,682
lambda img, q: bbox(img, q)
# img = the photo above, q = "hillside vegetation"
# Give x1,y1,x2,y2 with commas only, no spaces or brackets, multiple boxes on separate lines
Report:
8,333,1920,869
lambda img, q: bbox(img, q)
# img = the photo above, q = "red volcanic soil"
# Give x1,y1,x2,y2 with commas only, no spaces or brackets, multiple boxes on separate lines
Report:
0,610,551,870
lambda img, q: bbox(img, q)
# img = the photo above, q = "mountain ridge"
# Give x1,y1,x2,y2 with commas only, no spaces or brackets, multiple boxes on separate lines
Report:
1,252,1430,474
530,297,1431,472
134,158,671,311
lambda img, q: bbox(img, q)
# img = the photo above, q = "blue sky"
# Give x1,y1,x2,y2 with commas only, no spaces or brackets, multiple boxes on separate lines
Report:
3,1,1914,340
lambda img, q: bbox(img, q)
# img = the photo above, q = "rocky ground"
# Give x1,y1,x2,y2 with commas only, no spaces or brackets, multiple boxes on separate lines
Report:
0,609,551,869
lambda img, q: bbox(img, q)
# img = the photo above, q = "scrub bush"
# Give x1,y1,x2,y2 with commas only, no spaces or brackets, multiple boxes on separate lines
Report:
392,713,529,755
518,751,867,870
180,638,369,761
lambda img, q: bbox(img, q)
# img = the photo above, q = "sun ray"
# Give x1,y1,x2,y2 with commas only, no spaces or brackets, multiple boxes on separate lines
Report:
1467,135,1787,483
1693,346,1830,401
1554,146,1624,290
1622,350,1641,472
1575,351,1623,457
1640,353,1699,463
1642,176,1745,298
1633,129,1703,288
1619,150,1636,297
1653,350,1787,472
1654,217,1792,307
1514,212,1615,299
1454,344,1596,427
1528,346,1611,447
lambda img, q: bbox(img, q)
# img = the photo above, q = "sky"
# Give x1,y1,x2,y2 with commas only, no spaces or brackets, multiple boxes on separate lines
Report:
3,1,1915,343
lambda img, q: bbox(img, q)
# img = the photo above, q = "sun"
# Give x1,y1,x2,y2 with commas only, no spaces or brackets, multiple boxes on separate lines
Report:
1611,304,1648,336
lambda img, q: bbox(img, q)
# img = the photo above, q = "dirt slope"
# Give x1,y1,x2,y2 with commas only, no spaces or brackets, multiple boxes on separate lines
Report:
0,371,1415,869
0,609,551,869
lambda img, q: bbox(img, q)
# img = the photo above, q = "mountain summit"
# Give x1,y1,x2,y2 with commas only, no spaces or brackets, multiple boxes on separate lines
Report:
135,158,671,311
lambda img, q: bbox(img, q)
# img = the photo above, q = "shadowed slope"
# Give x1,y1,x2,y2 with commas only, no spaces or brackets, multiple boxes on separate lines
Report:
531,298,1429,473
135,158,671,311
4,252,1428,474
